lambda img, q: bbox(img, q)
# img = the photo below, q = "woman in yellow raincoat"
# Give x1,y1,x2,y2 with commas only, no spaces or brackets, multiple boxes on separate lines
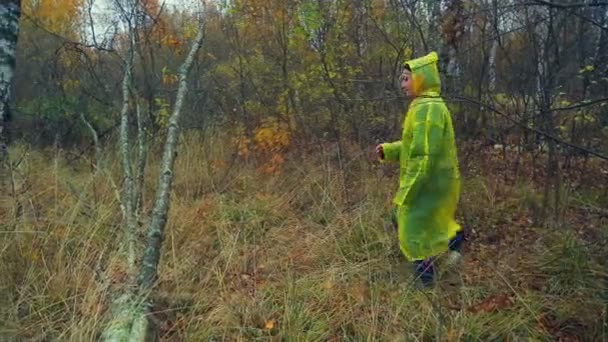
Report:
377,51,463,287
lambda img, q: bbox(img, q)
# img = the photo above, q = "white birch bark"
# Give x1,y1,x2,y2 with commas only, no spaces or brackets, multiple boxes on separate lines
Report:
102,14,205,342
134,97,147,218
0,0,21,196
101,2,140,340
138,18,205,290
488,0,499,94
119,6,137,276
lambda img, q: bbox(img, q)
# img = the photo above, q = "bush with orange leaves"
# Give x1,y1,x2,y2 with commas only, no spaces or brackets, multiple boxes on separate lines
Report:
231,117,291,175
231,124,252,159
254,117,291,175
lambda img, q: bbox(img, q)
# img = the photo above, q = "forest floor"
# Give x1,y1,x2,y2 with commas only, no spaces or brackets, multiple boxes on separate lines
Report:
1,135,607,341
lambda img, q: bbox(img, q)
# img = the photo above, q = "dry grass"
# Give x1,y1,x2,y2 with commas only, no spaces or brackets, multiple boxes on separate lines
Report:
1,133,607,341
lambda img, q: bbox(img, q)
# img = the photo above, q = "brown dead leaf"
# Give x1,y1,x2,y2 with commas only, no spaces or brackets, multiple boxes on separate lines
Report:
195,197,216,220
265,319,277,330
467,293,515,314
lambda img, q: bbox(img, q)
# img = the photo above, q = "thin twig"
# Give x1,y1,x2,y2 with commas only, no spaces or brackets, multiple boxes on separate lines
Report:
21,12,116,53
445,95,608,160
532,0,608,9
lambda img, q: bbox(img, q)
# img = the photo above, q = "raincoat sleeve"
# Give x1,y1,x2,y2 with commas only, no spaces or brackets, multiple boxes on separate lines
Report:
380,141,401,162
395,103,445,205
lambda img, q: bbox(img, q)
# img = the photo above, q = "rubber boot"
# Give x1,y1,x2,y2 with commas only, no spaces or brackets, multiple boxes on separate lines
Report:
414,258,435,288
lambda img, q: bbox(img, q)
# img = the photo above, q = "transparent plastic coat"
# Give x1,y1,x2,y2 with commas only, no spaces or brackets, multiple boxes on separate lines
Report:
381,52,461,261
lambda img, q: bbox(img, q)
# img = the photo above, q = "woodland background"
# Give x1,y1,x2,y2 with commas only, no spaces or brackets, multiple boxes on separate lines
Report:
1,0,607,340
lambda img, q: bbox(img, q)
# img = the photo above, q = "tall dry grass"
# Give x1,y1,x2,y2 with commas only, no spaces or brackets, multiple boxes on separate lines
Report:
1,132,606,341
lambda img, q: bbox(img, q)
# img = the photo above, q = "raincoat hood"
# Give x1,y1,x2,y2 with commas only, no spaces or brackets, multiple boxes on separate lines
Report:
403,51,441,96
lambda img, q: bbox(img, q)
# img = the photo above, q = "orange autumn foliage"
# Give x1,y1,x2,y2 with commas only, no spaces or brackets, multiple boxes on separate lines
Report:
23,0,83,39
231,117,291,175
254,117,291,175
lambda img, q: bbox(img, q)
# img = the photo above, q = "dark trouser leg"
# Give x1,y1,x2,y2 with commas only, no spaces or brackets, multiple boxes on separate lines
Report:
413,231,463,288
448,230,465,253
413,257,435,287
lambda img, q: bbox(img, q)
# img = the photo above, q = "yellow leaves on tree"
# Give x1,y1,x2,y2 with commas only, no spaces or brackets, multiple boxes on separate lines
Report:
232,0,296,42
161,66,178,86
154,96,171,128
62,79,80,92
370,0,388,21
183,21,199,40
254,117,290,175
254,118,290,152
136,0,187,54
161,34,184,53
231,117,291,175
24,0,83,38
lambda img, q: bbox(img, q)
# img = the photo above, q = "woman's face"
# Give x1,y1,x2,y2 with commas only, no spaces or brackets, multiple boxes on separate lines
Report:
400,69,413,97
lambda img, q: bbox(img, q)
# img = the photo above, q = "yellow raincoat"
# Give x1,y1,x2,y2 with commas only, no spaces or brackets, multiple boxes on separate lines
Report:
381,51,461,261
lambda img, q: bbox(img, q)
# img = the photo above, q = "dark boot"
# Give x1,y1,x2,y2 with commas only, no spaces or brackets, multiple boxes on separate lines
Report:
414,258,435,287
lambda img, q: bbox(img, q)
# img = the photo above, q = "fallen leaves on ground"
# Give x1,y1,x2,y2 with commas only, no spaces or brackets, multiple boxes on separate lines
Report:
467,293,515,314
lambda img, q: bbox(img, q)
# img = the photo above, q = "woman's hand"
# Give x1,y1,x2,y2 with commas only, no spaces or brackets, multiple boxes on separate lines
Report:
376,144,384,160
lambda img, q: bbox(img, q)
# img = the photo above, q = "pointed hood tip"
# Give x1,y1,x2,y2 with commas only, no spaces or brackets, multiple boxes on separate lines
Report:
403,51,441,96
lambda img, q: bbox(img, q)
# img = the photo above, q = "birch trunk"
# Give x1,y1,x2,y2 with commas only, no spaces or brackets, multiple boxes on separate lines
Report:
102,13,204,342
134,98,147,218
486,0,499,138
120,13,137,276
533,5,561,225
533,6,549,222
0,0,21,198
102,41,137,342
488,0,499,94
133,19,148,218
139,20,205,289
101,3,139,340
488,39,498,93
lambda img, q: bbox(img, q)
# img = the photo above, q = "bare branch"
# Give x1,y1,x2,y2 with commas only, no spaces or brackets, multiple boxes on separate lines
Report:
552,97,608,111
21,12,117,53
530,0,608,31
79,111,101,169
532,0,608,9
86,0,99,47
445,95,608,160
